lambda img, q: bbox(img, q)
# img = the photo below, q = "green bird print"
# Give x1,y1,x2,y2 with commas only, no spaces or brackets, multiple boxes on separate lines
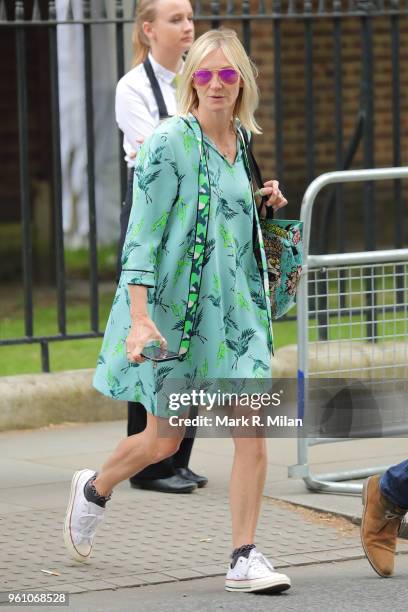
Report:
135,165,162,204
248,354,271,377
146,144,166,166
190,307,207,344
154,273,170,312
219,224,234,249
133,379,147,400
203,293,221,308
229,238,251,271
250,289,267,310
222,305,239,334
216,197,238,220
121,240,141,267
153,366,174,395
226,328,257,369
203,239,216,268
106,369,129,398
236,197,252,217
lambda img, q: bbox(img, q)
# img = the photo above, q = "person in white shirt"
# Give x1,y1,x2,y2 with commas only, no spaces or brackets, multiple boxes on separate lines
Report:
114,0,207,494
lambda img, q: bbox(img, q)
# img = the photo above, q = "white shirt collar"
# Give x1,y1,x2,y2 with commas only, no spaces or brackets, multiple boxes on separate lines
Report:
148,52,180,85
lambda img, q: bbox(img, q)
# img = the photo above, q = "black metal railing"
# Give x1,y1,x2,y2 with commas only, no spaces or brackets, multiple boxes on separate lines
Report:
0,0,407,371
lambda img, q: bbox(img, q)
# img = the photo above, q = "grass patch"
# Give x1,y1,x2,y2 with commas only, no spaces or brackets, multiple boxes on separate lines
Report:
0,285,297,376
0,285,116,376
0,223,118,282
0,338,104,376
1,280,406,376
64,244,118,280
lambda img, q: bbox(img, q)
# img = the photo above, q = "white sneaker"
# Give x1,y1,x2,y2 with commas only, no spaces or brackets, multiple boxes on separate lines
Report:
225,548,291,593
63,469,106,563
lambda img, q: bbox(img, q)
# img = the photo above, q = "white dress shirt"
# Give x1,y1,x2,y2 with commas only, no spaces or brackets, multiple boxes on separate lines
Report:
115,53,179,168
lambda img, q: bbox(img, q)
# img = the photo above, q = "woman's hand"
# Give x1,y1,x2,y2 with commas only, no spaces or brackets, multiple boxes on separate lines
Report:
125,315,167,364
129,137,145,160
258,180,288,211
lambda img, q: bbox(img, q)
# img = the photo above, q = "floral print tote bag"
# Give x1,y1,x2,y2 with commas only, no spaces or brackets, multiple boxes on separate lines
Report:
239,128,303,320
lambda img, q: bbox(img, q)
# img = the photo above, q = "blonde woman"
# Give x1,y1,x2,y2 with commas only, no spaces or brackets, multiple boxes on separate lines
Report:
64,29,291,594
116,0,206,494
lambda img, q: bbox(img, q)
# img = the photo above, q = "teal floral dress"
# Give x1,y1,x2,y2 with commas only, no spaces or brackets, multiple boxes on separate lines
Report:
93,115,273,417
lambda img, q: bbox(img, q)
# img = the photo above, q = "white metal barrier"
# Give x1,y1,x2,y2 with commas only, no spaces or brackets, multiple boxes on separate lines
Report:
289,168,408,494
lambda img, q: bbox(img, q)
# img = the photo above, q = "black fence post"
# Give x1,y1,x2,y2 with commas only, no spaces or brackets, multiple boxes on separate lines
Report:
390,2,405,307
116,0,127,206
242,0,251,53
48,0,67,337
211,0,220,29
15,0,34,338
273,0,284,211
82,0,99,334
360,2,377,342
41,340,50,373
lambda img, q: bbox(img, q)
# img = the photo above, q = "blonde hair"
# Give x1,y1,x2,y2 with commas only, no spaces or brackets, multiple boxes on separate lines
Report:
178,29,262,134
131,0,157,67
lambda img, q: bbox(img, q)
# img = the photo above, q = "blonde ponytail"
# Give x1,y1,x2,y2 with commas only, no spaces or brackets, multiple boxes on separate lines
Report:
131,0,158,67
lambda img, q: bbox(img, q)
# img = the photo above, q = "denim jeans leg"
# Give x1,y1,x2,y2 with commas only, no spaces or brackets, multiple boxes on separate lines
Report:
379,459,408,509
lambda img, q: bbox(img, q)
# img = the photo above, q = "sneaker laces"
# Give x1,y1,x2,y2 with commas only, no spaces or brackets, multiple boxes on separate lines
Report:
250,551,275,573
78,511,103,538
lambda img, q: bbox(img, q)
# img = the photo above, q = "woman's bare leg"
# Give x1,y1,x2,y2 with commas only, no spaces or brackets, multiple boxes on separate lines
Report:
225,434,291,593
94,413,185,496
229,435,267,549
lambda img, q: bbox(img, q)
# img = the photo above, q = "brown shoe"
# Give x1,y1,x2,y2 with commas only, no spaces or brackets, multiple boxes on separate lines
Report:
361,475,406,577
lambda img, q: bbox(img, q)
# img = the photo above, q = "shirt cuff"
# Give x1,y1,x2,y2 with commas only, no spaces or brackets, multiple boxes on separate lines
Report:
121,269,155,287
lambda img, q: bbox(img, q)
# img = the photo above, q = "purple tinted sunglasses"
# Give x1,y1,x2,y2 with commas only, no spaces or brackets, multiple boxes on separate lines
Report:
192,68,239,86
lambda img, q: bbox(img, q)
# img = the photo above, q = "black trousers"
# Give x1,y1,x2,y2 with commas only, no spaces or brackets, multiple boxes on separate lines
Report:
117,168,196,480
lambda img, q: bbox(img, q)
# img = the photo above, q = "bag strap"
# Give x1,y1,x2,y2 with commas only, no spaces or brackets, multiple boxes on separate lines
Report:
239,128,273,220
143,57,170,120
240,129,263,190
176,114,212,358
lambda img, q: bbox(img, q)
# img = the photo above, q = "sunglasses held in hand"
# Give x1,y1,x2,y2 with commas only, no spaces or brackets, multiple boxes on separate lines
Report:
141,345,181,362
192,68,239,86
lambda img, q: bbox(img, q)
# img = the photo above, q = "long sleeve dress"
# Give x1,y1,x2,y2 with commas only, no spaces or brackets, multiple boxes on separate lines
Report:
93,114,273,417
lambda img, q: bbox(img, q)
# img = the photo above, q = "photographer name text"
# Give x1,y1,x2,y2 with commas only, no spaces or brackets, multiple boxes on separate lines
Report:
169,415,303,428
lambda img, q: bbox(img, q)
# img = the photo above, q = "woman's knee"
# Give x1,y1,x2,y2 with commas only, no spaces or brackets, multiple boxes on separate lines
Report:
151,437,182,463
140,413,184,463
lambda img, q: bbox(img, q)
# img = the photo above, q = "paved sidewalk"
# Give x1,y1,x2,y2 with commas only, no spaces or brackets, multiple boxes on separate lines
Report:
0,421,407,597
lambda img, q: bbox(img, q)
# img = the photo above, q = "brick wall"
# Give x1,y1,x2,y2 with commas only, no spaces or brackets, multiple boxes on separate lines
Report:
1,4,407,252
0,24,52,224
196,7,408,250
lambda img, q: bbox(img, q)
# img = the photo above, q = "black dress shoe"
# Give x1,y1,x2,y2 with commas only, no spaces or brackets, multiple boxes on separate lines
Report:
176,467,208,488
129,474,197,493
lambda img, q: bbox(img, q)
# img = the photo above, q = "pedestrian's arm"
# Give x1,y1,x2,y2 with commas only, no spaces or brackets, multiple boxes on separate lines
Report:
126,284,166,363
129,285,149,320
115,80,157,150
120,131,179,289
